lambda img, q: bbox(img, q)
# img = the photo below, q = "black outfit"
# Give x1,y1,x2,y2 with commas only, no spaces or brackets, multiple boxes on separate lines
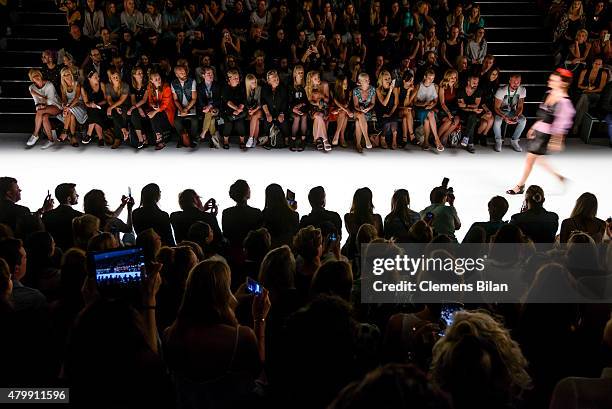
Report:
290,84,308,119
221,84,247,137
261,83,290,138
82,61,109,83
457,86,483,144
510,207,559,244
84,82,106,126
299,208,343,233
262,207,299,248
129,84,148,131
375,88,398,133
133,205,175,246
221,204,264,251
170,207,223,246
0,199,31,237
444,40,462,67
465,220,508,243
41,65,62,95
383,210,421,241
41,204,83,251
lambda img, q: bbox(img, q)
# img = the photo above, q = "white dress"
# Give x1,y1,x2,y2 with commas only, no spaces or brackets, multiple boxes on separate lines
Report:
57,88,88,125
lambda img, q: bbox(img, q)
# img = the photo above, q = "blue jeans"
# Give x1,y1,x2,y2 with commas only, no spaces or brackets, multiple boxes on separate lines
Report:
606,113,612,143
494,111,526,141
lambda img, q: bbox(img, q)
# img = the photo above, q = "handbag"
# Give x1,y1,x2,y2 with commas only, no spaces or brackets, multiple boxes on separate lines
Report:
449,128,462,148
269,124,281,148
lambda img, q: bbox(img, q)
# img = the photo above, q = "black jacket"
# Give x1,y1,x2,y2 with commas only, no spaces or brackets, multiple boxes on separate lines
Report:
42,205,83,251
170,207,223,246
510,207,559,244
261,83,289,117
0,199,31,237
222,204,263,249
299,208,342,233
196,81,222,112
133,205,175,246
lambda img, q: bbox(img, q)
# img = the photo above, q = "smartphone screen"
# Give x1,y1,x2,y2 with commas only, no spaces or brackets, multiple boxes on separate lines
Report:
439,303,464,336
286,189,296,206
90,247,145,289
246,277,263,295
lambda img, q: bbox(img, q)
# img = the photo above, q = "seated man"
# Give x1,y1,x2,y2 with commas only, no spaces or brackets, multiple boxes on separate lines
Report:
0,238,47,313
171,64,198,148
41,182,83,251
457,74,491,153
170,189,223,247
196,67,222,148
261,70,290,147
493,73,527,152
0,177,52,238
465,196,509,242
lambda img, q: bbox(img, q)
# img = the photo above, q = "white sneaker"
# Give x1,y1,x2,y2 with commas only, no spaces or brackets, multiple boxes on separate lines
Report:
26,134,39,147
40,139,54,150
511,139,522,152
323,140,332,151
245,136,255,148
494,140,502,152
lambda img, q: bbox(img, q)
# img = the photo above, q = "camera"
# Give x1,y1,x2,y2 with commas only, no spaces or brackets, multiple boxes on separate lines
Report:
441,177,454,202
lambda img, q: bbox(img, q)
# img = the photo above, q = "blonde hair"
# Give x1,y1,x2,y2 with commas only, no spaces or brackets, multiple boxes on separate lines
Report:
60,66,76,103
293,64,305,88
357,72,370,85
28,69,43,82
575,28,588,40
244,73,257,97
131,66,144,89
431,310,532,394
376,70,392,89
305,70,320,100
440,69,459,89
72,214,100,250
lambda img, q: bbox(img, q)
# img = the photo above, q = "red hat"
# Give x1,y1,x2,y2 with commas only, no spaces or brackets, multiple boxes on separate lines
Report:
555,68,573,78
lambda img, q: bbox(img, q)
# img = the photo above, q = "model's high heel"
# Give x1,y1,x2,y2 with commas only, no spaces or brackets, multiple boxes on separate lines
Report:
506,185,525,195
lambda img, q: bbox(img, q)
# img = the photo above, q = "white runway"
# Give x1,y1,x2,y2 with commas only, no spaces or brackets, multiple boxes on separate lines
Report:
2,135,611,242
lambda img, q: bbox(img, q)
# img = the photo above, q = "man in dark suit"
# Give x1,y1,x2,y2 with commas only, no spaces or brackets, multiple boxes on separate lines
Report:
510,185,559,245
222,180,263,254
170,189,223,246
300,186,342,233
465,196,509,242
0,177,30,235
0,177,53,238
133,183,175,246
82,47,109,83
42,183,83,251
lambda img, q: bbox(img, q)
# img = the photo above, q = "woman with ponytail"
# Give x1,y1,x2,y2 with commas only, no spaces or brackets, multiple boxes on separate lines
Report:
507,69,576,195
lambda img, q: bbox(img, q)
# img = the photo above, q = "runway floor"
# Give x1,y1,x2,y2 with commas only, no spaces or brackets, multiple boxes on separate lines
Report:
2,134,610,242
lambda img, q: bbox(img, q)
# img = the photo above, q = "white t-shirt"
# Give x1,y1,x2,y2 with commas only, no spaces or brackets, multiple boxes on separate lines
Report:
29,81,61,109
494,84,526,112
171,80,197,115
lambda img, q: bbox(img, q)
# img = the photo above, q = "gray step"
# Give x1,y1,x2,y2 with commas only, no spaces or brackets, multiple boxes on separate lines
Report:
0,67,38,80
485,27,551,42
12,24,68,38
14,11,66,25
0,80,31,97
0,51,44,67
483,15,541,27
476,1,539,14
493,54,554,70
488,41,552,55
7,37,60,50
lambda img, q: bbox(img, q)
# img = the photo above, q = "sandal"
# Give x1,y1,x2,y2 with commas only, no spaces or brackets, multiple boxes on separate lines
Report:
297,139,305,152
380,138,388,149
316,138,324,150
70,134,79,147
506,185,525,195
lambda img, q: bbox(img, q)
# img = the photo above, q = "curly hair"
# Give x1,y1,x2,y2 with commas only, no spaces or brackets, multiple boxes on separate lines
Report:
430,310,532,400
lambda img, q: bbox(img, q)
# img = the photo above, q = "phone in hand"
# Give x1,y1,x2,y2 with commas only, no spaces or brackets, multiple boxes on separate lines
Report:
246,277,263,295
438,303,464,336
286,189,296,207
327,232,338,247
128,186,132,198
425,211,434,223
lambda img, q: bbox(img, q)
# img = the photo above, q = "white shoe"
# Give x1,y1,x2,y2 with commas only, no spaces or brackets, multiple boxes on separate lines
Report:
365,141,372,149
40,139,54,150
245,136,255,148
211,132,221,149
323,140,332,151
494,140,502,152
511,139,522,152
26,134,39,147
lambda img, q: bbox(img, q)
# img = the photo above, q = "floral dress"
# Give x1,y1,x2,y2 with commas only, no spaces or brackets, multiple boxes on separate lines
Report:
353,85,376,120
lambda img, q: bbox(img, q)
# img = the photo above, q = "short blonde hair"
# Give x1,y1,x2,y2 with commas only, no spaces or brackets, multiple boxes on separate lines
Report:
28,69,43,82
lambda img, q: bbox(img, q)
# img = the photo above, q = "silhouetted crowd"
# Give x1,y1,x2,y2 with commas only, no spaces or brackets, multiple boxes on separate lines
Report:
1,175,612,408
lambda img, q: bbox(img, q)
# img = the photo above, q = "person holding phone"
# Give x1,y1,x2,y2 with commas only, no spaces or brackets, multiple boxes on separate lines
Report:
42,183,83,251
163,260,270,408
262,184,299,248
170,189,223,246
0,177,54,238
83,189,134,244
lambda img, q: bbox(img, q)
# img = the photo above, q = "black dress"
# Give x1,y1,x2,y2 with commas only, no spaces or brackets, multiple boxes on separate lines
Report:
85,83,106,126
